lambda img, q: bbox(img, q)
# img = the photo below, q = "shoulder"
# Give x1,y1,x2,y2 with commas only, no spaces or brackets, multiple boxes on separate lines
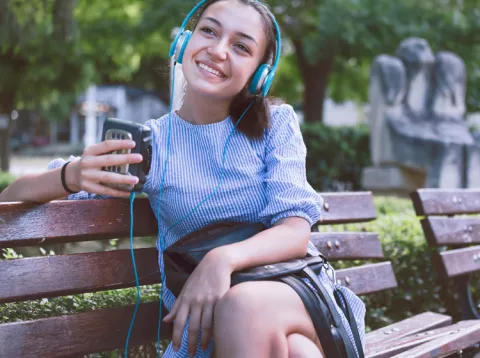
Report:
269,103,297,124
265,103,301,140
144,112,170,132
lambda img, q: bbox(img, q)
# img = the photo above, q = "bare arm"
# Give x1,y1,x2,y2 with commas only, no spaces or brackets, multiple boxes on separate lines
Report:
0,140,143,204
211,217,311,273
0,165,74,203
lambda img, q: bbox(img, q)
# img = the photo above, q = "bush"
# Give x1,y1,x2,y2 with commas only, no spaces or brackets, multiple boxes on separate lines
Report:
301,123,371,191
0,172,15,193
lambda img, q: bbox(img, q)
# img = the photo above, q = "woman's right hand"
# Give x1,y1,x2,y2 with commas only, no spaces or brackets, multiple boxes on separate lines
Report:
66,139,143,198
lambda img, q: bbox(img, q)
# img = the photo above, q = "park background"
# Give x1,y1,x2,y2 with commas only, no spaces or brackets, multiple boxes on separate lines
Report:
1,0,480,356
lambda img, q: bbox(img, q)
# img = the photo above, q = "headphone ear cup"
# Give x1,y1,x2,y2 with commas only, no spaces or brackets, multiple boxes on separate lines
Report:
249,64,271,96
170,30,192,63
261,71,276,97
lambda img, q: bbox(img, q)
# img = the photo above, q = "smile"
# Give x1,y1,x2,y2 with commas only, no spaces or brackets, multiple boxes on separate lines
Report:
196,61,226,78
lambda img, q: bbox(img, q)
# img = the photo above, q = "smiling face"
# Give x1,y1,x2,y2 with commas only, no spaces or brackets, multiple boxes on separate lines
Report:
181,0,268,101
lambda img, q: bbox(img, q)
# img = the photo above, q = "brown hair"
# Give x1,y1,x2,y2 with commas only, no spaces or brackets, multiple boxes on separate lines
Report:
190,0,279,138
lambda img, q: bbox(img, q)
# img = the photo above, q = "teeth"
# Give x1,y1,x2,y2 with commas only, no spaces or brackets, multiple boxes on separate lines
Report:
198,62,223,77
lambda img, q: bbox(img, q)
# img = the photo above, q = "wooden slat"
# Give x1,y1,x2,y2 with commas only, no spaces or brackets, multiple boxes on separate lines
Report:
0,248,160,304
365,312,452,350
335,262,397,295
438,246,480,278
368,320,480,358
0,193,375,248
0,199,157,248
391,320,480,358
1,243,389,303
411,189,480,216
311,232,384,260
0,301,171,358
421,217,480,247
319,192,377,224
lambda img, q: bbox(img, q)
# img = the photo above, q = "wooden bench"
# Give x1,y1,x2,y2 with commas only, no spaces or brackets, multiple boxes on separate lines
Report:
411,189,480,324
1,192,479,357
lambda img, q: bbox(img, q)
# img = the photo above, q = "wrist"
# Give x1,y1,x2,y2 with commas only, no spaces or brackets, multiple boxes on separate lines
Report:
65,160,81,193
207,246,238,274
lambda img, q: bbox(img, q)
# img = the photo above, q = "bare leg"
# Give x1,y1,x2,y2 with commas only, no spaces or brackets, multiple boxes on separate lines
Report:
213,281,323,358
287,333,324,358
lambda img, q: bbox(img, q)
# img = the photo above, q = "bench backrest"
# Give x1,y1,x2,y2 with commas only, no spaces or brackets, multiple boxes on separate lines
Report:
411,189,480,320
0,192,396,357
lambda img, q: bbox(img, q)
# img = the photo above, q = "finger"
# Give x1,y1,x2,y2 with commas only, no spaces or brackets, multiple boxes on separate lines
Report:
83,169,139,186
188,307,203,357
200,303,214,350
83,140,136,156
164,295,182,322
82,153,143,169
171,304,190,352
82,181,132,198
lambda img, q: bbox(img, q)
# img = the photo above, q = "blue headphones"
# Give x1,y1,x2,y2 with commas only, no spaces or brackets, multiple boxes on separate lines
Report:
169,0,282,97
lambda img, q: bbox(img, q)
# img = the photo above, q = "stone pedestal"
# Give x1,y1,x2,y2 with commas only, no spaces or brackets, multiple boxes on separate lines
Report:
467,144,480,188
361,165,426,196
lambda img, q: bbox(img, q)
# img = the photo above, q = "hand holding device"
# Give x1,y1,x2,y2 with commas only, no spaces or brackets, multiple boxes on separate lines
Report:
100,118,153,192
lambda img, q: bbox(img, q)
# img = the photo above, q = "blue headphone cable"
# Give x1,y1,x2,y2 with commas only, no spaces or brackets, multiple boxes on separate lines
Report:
123,65,254,357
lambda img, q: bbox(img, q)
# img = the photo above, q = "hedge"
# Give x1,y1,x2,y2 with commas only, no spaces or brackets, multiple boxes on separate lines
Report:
0,172,16,193
301,123,371,192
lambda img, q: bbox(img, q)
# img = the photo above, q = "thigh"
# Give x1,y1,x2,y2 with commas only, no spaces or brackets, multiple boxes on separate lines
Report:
214,280,322,349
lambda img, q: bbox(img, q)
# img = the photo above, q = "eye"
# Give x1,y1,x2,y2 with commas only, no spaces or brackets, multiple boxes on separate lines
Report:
200,27,215,36
235,43,250,54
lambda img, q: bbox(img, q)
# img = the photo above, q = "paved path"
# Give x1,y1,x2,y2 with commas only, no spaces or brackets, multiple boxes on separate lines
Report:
9,156,60,176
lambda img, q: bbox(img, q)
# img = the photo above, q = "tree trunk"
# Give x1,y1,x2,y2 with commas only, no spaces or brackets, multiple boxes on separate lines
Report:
0,98,13,172
293,40,335,123
0,51,27,172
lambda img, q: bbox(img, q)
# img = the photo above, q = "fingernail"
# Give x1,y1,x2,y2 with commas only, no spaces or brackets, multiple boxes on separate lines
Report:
133,154,142,160
129,141,136,147
131,177,139,184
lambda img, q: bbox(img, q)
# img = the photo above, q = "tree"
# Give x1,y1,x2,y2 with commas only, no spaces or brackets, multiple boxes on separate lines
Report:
269,0,480,123
0,0,170,171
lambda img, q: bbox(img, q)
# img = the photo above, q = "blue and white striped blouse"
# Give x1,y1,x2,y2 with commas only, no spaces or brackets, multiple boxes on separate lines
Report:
48,104,365,357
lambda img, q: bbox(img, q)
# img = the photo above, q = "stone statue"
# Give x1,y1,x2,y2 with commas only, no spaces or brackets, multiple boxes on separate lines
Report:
363,37,479,193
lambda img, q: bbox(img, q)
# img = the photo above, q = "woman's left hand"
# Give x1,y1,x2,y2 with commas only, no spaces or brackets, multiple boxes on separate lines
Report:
163,248,233,356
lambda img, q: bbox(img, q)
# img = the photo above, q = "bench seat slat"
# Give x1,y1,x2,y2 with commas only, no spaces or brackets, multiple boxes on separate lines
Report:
439,246,480,278
365,312,452,349
336,262,397,295
411,189,480,216
0,192,377,249
0,248,160,304
421,217,480,247
0,302,169,357
366,320,480,358
390,320,480,358
312,232,384,260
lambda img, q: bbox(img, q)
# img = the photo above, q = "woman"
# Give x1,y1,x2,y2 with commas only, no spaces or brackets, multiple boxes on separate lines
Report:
0,1,365,357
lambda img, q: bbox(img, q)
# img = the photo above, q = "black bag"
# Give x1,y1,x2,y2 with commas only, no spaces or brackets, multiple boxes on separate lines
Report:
163,222,364,358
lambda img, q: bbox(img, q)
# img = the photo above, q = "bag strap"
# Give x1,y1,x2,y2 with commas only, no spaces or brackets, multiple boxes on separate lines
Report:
301,266,360,358
279,275,347,358
334,288,365,358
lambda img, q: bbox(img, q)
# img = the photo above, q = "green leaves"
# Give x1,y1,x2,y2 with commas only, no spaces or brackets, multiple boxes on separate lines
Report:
302,123,371,191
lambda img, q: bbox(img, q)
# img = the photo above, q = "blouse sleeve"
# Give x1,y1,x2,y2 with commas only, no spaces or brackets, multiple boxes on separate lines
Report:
258,104,324,227
47,156,107,200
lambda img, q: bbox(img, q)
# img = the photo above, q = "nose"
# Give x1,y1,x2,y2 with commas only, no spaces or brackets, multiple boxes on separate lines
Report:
207,39,228,61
